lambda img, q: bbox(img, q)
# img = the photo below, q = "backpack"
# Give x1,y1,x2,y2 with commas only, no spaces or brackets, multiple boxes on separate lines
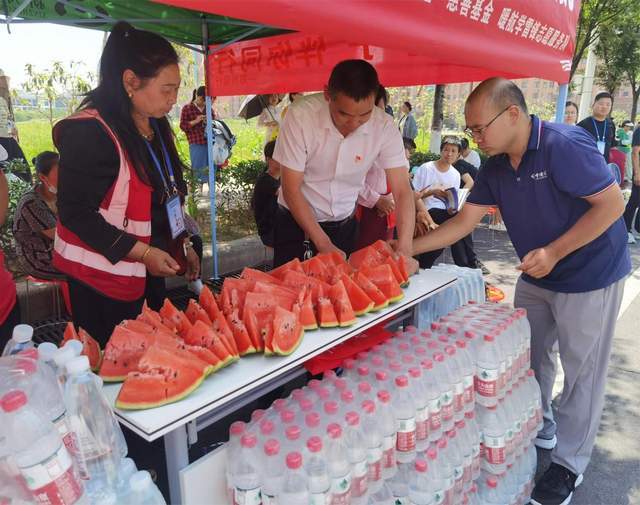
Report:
210,119,236,166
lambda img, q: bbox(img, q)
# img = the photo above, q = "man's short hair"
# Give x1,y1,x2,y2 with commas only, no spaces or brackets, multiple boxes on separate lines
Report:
594,92,613,103
440,136,462,153
460,137,470,151
328,59,380,101
376,84,389,107
404,101,412,111
403,137,416,150
467,78,529,115
264,140,276,160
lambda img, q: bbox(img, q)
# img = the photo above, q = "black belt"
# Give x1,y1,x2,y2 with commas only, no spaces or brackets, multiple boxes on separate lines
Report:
279,205,355,230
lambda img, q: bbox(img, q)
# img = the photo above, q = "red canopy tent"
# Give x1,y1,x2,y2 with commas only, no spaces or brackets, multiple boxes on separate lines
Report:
156,0,581,95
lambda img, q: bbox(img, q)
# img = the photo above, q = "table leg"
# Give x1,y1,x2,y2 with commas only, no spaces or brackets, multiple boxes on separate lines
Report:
164,425,190,505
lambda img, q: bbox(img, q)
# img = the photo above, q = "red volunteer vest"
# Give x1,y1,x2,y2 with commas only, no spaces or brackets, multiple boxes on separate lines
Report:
53,109,152,301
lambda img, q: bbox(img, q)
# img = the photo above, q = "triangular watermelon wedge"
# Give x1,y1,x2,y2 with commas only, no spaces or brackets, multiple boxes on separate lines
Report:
328,280,357,327
270,258,305,280
384,256,406,288
295,291,318,331
348,245,386,270
361,264,404,303
317,297,339,328
159,299,193,338
272,306,304,356
226,309,257,355
244,310,264,351
354,272,389,311
62,323,103,371
184,320,237,367
302,256,333,284
199,286,222,322
339,274,374,317
100,326,156,382
184,299,213,326
282,270,331,305
240,267,284,286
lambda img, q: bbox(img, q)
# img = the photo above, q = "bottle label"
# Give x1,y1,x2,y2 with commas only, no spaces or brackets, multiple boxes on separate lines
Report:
463,375,475,404
262,493,277,505
396,417,416,453
475,367,499,397
233,486,261,505
330,473,351,505
53,415,79,458
453,381,464,412
416,406,429,441
428,398,442,432
483,435,506,465
67,414,110,480
393,498,410,505
367,447,383,482
18,444,83,505
441,391,454,422
382,435,396,468
351,460,368,498
454,464,464,494
433,488,445,504
311,492,331,505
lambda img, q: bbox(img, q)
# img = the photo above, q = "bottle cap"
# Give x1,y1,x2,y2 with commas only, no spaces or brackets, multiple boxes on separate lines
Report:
362,400,375,414
395,375,408,387
299,398,313,412
129,471,153,492
375,370,388,381
251,409,266,422
0,390,27,413
62,339,83,357
327,423,342,439
240,433,257,448
230,421,246,437
377,390,391,404
305,412,321,429
389,361,402,372
324,401,339,415
345,411,360,426
438,438,448,449
12,324,33,344
306,436,323,453
421,359,434,370
357,365,370,377
280,409,296,423
333,378,348,391
487,476,498,489
358,382,371,395
340,390,354,403
402,354,414,364
371,356,384,367
273,399,288,412
415,346,426,356
259,420,274,436
286,452,303,470
426,447,438,460
264,439,280,456
65,355,90,376
37,342,57,362
53,346,78,368
408,367,421,379
285,425,301,441
434,353,445,362
18,348,38,360
415,459,428,472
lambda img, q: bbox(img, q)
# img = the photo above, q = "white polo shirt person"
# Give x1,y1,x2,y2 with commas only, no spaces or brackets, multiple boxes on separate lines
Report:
272,59,416,268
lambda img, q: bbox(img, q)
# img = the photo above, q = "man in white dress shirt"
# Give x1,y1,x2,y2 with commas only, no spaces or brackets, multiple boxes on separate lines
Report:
272,60,416,267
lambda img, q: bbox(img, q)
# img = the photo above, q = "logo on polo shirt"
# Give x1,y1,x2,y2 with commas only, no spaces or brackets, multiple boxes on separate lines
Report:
355,155,362,163
531,170,548,181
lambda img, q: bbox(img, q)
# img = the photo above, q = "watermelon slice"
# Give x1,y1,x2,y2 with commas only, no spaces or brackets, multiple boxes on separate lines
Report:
100,326,156,382
185,299,213,326
340,274,374,316
328,280,357,327
210,312,240,358
317,297,339,328
302,256,333,284
348,246,386,270
159,299,193,337
137,304,175,334
240,267,283,286
295,292,318,331
62,323,102,371
271,306,304,356
226,309,257,355
354,272,389,311
199,286,221,321
384,256,406,287
184,320,237,367
121,319,155,334
152,333,215,376
361,264,404,303
282,270,331,304
115,346,207,410
244,310,264,351
252,281,299,305
370,240,394,258
397,255,411,286
270,258,305,280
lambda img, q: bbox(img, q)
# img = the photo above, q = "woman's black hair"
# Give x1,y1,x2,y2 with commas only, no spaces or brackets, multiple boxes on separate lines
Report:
404,101,412,111
565,100,579,113
33,151,59,176
79,21,184,184
192,86,206,102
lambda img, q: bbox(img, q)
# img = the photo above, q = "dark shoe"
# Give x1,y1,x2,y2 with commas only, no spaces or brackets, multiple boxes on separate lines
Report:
476,260,491,275
530,463,584,505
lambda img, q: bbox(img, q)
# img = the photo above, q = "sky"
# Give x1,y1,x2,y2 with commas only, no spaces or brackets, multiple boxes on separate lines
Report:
0,23,104,87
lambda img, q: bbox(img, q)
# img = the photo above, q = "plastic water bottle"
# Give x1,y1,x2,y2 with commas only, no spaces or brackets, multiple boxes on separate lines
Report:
231,433,261,505
474,334,500,408
375,390,397,480
125,470,166,505
305,437,331,505
37,341,58,367
114,457,138,502
424,447,447,505
279,452,310,504
343,411,368,503
443,346,465,422
262,439,285,505
64,356,122,504
0,390,88,505
464,412,482,482
443,430,464,503
408,367,430,452
2,325,34,356
226,421,246,502
435,440,455,505
63,339,84,358
393,376,417,464
454,421,473,493
454,340,475,414
326,423,351,505
53,346,77,387
419,359,443,443
408,459,434,505
360,400,384,494
477,474,504,504
523,369,544,436
388,462,410,505
477,405,507,475
431,354,455,432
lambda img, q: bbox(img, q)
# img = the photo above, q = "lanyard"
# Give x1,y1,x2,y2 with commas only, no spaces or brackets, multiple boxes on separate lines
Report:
144,121,177,196
591,118,607,142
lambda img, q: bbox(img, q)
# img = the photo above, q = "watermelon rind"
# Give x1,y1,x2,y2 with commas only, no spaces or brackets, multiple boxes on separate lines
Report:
272,328,304,356
115,372,205,410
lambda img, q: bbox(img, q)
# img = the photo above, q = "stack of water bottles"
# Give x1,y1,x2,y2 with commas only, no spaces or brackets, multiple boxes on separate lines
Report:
226,302,543,505
0,325,165,505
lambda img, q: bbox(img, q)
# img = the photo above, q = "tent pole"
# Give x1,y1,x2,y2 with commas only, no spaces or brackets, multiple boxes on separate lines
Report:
555,83,569,123
202,16,219,280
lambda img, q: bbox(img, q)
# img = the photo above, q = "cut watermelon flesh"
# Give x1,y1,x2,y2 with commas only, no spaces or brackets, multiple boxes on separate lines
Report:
340,274,374,316
159,299,193,337
296,293,318,330
271,306,304,356
361,264,404,303
240,267,283,285
354,272,389,311
184,321,237,367
348,246,386,270
184,299,213,326
384,256,406,287
270,258,305,280
397,255,411,286
282,270,331,304
199,286,221,321
302,256,333,284
328,280,357,327
100,326,156,382
317,297,339,328
226,310,257,355
62,323,103,371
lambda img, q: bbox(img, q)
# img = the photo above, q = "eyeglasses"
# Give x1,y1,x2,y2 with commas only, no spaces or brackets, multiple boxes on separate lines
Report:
464,105,514,139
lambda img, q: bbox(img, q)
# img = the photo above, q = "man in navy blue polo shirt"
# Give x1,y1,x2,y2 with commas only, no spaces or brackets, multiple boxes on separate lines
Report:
407,78,629,505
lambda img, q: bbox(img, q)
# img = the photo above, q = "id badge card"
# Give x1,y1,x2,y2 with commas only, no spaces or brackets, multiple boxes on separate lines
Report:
597,140,606,155
166,195,186,239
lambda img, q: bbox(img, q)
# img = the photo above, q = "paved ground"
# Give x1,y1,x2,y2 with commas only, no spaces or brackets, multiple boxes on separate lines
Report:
458,224,640,505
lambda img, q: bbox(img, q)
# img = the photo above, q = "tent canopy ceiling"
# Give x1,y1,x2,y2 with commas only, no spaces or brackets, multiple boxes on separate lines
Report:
2,0,288,47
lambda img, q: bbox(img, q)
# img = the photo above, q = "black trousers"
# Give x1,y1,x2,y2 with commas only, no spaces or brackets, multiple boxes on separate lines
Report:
273,206,358,267
0,299,21,351
623,183,640,231
417,208,475,269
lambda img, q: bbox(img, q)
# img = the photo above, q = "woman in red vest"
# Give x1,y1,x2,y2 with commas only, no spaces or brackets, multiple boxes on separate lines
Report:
54,22,199,347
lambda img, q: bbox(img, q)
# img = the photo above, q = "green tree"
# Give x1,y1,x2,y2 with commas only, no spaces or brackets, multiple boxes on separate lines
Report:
22,61,93,127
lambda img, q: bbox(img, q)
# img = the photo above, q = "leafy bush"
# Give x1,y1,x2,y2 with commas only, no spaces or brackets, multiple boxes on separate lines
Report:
409,151,440,167
1,166,32,274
